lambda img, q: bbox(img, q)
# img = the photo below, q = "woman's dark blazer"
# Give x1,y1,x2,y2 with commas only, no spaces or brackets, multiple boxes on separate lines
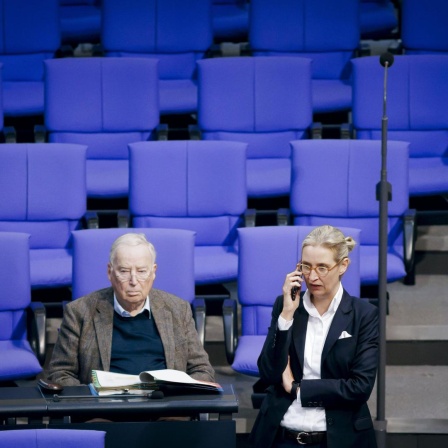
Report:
250,290,379,448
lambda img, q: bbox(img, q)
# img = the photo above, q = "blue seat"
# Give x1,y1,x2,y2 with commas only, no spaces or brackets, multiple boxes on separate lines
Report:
401,0,448,54
360,0,398,39
223,225,361,375
59,0,101,46
352,54,448,198
0,0,60,117
127,140,248,289
44,57,160,200
101,0,213,115
248,0,360,114
212,0,249,42
0,232,45,382
197,56,313,199
0,143,88,290
71,228,205,343
0,429,105,448
289,139,416,286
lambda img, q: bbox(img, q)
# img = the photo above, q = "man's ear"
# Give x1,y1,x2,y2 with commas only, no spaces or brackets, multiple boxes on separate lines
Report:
107,263,113,282
152,263,158,277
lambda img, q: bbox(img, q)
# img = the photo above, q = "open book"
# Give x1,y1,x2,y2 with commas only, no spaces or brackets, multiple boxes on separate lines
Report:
91,369,223,396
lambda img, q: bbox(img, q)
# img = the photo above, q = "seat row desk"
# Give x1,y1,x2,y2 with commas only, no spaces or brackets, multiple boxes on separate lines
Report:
0,384,238,448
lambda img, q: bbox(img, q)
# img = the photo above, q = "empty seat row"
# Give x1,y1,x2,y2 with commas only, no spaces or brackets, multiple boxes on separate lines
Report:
0,139,415,296
1,0,406,118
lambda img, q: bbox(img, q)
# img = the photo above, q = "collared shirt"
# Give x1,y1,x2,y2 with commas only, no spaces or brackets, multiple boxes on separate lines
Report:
113,294,151,318
278,283,344,432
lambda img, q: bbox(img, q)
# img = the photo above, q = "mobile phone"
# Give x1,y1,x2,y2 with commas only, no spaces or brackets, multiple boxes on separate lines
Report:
290,263,302,301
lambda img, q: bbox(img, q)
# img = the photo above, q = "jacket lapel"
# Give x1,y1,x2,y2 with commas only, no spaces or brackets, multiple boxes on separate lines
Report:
93,288,115,370
292,303,308,371
321,290,353,363
150,290,175,369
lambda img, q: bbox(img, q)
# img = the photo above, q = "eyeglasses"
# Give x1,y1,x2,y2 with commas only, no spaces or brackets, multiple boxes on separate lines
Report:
297,260,343,278
113,268,152,283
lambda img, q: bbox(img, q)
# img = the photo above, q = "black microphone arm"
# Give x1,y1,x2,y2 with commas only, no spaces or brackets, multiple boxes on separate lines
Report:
375,52,394,448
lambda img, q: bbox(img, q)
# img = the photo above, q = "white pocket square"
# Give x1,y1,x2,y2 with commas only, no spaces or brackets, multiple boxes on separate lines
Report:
338,331,352,339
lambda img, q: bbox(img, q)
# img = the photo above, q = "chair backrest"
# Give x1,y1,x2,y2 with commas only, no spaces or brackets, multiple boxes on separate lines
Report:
290,139,409,248
352,54,448,195
0,429,105,448
44,57,159,198
237,225,361,337
0,232,31,342
72,228,196,304
198,56,312,160
102,0,213,81
128,140,247,248
0,143,87,250
45,57,159,161
59,0,101,46
0,0,60,81
360,0,398,39
249,0,360,80
401,0,448,54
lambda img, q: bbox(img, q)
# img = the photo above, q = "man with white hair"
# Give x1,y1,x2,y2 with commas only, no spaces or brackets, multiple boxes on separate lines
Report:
46,233,214,386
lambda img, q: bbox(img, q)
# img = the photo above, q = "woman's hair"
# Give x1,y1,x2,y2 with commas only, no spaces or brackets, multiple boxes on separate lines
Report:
109,233,157,265
302,225,356,264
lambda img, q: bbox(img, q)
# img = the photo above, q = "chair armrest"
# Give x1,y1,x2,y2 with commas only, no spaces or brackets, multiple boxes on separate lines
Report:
191,297,206,346
388,40,403,55
117,209,130,228
3,126,17,143
188,124,202,140
155,123,169,141
83,211,99,229
403,208,417,285
311,122,323,139
244,209,257,227
222,298,238,365
34,124,47,143
277,208,290,226
340,123,352,139
56,44,74,58
27,302,47,365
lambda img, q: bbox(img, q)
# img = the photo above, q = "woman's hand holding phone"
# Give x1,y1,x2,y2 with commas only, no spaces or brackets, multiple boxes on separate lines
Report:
281,263,303,320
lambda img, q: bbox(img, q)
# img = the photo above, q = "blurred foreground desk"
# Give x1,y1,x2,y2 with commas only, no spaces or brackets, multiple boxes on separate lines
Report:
0,384,238,448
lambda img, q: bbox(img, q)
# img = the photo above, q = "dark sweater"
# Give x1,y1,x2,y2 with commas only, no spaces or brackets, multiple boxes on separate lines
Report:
110,310,167,375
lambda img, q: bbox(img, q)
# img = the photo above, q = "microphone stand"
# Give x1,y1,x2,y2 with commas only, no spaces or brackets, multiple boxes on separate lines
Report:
375,52,394,448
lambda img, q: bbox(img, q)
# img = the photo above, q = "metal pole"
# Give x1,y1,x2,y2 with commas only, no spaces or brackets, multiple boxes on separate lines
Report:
375,54,393,448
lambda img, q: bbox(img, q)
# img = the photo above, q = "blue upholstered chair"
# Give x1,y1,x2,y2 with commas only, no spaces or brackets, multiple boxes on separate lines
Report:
212,0,249,42
360,0,398,39
248,0,361,114
71,228,205,344
0,232,45,382
0,0,61,117
352,55,448,199
289,139,416,286
59,0,102,46
223,225,361,374
0,429,105,448
101,0,213,115
127,140,249,291
44,57,160,200
0,143,89,290
401,0,448,54
197,56,313,199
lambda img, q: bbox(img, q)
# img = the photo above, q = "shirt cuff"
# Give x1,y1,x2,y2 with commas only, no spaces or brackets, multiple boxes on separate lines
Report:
278,315,293,331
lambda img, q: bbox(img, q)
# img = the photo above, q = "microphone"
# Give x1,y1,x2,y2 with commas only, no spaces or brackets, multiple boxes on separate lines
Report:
379,52,394,68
